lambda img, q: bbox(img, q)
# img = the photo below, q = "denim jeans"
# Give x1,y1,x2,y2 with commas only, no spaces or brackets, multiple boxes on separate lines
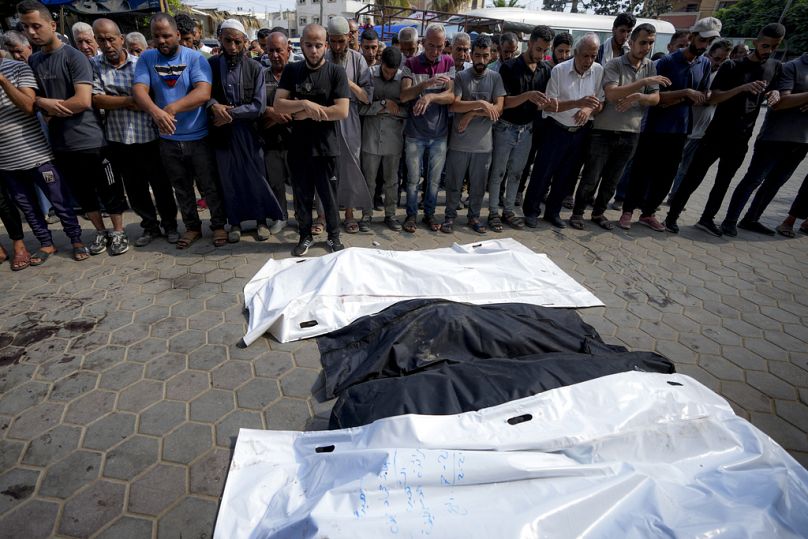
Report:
487,120,533,215
405,137,446,217
573,130,639,217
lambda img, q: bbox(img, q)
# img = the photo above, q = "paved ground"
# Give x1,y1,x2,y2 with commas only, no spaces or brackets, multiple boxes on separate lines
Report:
1,138,807,537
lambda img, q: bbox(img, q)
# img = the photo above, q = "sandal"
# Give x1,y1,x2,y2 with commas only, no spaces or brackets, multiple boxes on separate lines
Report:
311,220,325,235
72,245,90,261
502,213,524,230
469,219,487,235
423,214,440,232
488,215,503,233
212,229,228,247
403,215,417,233
800,225,808,235
11,251,31,271
569,215,585,230
591,215,614,231
776,224,795,238
177,230,202,249
440,219,454,234
30,248,57,266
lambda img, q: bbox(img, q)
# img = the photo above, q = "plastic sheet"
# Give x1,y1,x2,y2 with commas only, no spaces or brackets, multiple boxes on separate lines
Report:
214,372,808,538
242,238,603,344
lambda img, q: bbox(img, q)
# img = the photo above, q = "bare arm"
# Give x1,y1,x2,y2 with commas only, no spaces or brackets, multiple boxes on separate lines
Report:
93,94,136,110
604,76,670,102
449,96,490,113
348,80,370,104
133,82,177,135
165,82,212,115
771,90,808,111
41,83,92,113
322,97,349,120
0,76,36,114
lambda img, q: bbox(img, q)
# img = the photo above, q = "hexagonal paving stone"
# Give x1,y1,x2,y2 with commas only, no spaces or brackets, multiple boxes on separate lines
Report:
280,368,321,399
190,389,234,423
64,389,116,425
168,329,206,354
103,435,160,480
39,450,102,498
99,362,144,391
212,360,252,390
7,402,64,441
206,323,245,346
0,440,24,471
236,378,281,410
162,422,212,464
128,463,186,516
83,412,136,451
49,371,98,401
190,448,231,497
0,381,49,415
157,497,217,539
68,330,110,355
0,467,39,514
151,317,188,339
145,353,187,381
216,409,263,448
134,304,171,324
21,424,81,467
126,337,169,363
117,380,164,412
139,401,186,436
292,343,321,369
95,516,154,539
0,499,59,539
188,344,228,371
109,323,151,347
166,371,210,401
34,356,79,382
264,397,311,431
188,310,224,331
57,480,125,538
0,364,36,393
253,351,294,378
82,345,126,371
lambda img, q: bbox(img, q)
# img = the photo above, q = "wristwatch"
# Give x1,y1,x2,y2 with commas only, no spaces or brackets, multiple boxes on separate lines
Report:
380,99,387,107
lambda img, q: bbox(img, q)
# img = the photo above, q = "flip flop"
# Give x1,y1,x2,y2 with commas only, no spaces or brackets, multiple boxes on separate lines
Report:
30,249,57,266
311,221,325,236
177,230,202,249
776,224,795,238
592,215,614,231
212,229,228,247
343,220,359,234
72,245,90,261
11,251,31,271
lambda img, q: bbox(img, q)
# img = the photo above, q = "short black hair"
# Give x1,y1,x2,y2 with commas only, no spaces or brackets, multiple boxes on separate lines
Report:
529,25,553,44
150,13,178,32
630,23,656,41
174,13,195,35
651,51,665,61
710,39,733,54
669,30,688,44
472,34,492,52
500,32,518,47
614,12,636,29
491,34,500,46
270,26,289,37
16,0,52,21
361,28,379,42
391,35,399,45
759,23,785,39
553,31,572,49
381,45,401,68
257,28,271,39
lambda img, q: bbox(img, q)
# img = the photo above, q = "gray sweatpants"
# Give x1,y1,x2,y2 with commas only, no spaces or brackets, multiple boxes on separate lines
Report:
444,150,491,221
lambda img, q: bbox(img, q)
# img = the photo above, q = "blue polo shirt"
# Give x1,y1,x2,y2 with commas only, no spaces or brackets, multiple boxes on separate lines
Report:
133,46,212,141
644,49,711,135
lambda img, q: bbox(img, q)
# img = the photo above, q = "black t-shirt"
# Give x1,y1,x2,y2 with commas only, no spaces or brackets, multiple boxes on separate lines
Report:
277,60,349,157
499,55,552,125
707,56,781,136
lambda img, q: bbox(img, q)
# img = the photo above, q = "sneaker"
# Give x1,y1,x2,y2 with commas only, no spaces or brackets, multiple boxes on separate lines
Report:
228,225,241,243
326,236,345,252
610,199,624,211
89,230,109,255
524,215,539,228
292,236,313,257
738,219,776,236
384,216,402,231
256,223,271,241
134,229,159,247
109,231,129,255
695,218,723,237
358,216,371,233
664,217,679,234
638,215,665,232
269,219,287,235
721,220,738,237
165,229,180,244
45,209,60,224
618,211,633,230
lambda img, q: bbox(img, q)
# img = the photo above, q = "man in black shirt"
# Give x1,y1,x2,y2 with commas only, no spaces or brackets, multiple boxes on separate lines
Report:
486,25,553,232
274,24,350,257
665,23,785,237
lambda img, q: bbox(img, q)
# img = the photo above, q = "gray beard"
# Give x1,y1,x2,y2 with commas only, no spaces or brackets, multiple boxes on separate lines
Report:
332,50,348,65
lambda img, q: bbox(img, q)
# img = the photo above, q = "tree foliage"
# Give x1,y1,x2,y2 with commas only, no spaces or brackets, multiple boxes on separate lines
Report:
581,0,672,17
716,0,808,54
491,0,522,7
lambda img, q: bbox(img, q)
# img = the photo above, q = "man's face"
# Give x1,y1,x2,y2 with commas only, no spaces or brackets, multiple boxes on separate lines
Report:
553,43,571,63
423,31,445,62
399,40,416,58
753,36,781,62
152,20,180,57
95,26,125,65
689,34,715,56
452,40,470,66
613,25,632,46
220,28,246,57
192,27,202,48
180,32,195,49
267,34,290,71
6,43,32,62
707,47,729,72
258,35,269,53
471,46,490,74
668,34,689,52
361,38,378,65
329,33,349,63
731,45,749,60
20,11,56,48
490,44,499,62
381,63,397,81
574,42,598,73
302,28,327,66
500,40,518,62
376,43,385,62
527,38,550,64
348,20,359,49
75,32,98,57
629,30,655,61
126,42,144,56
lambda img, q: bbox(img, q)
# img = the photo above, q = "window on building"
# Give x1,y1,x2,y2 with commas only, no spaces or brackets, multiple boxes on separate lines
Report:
299,16,307,25
312,0,320,3
313,16,320,23
298,0,305,4
685,3,698,11
716,1,737,8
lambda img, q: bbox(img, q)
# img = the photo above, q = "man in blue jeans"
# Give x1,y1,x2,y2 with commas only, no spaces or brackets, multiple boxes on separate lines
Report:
487,25,553,231
399,23,455,233
133,13,228,249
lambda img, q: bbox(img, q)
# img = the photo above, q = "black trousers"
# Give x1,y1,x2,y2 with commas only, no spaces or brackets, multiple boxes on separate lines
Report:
55,147,128,215
789,173,808,220
574,130,639,216
107,141,178,233
0,181,24,242
158,138,227,231
667,129,751,222
289,154,340,239
623,132,686,216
